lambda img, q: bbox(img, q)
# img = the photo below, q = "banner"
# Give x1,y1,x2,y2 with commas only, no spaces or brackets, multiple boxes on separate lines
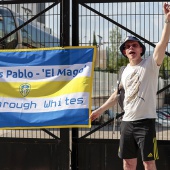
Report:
0,46,96,129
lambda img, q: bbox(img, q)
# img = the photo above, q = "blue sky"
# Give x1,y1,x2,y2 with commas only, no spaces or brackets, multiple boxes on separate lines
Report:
45,2,167,52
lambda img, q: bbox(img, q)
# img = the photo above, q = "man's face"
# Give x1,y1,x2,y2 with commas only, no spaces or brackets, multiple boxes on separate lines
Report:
123,41,143,61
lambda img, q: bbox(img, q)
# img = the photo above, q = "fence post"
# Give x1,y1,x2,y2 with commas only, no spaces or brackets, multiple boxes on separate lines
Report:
60,0,70,169
71,1,79,169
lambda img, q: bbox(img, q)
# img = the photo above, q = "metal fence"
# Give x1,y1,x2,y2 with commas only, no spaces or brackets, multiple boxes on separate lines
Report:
0,0,169,141
0,1,62,140
77,0,170,141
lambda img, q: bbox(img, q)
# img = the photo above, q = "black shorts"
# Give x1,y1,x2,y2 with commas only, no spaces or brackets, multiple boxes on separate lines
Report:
118,119,159,161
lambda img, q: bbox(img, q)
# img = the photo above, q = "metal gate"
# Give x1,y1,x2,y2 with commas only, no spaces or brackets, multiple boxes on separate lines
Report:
0,0,71,169
0,0,170,170
72,0,170,169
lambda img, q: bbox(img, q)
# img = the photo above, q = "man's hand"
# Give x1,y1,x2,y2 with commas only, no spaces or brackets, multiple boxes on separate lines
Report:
163,2,170,19
90,109,103,122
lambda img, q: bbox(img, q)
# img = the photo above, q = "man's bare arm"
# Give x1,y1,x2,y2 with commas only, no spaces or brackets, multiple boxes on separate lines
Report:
153,2,170,66
90,90,119,121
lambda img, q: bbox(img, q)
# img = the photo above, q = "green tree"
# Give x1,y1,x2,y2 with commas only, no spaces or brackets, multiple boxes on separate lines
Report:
107,27,128,73
92,31,97,46
160,56,170,79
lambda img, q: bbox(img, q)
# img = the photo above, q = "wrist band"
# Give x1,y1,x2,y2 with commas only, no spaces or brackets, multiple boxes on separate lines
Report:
165,19,170,23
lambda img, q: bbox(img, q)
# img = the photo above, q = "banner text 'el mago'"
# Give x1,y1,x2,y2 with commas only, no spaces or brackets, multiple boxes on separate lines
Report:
0,46,96,129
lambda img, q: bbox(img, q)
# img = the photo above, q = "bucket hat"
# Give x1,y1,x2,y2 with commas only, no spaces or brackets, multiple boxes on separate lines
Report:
119,36,146,57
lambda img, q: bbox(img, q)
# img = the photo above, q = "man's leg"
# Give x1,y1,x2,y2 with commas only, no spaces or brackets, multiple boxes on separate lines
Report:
135,119,158,170
123,158,137,170
143,160,157,170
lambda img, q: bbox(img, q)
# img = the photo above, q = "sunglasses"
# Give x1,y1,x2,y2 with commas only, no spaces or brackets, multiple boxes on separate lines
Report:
124,43,140,49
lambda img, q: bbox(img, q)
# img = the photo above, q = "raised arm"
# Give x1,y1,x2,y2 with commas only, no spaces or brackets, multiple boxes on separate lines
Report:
153,2,170,66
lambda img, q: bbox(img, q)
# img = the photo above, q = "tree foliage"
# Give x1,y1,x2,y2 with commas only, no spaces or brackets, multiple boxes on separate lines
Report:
107,27,128,73
92,31,97,46
160,56,170,79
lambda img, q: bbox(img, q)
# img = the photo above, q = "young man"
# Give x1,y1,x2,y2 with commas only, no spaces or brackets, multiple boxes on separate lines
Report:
90,2,170,170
